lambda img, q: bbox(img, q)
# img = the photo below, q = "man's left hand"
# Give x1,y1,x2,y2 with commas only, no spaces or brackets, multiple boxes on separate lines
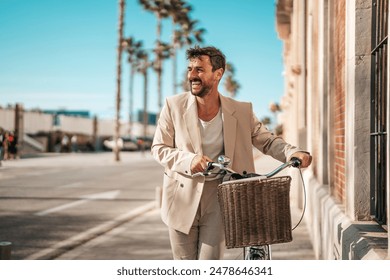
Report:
291,152,312,168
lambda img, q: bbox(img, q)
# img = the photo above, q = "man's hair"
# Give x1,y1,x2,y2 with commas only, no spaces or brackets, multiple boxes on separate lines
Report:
186,46,226,72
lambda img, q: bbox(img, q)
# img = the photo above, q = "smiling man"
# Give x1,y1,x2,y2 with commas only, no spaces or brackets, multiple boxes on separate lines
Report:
151,45,312,260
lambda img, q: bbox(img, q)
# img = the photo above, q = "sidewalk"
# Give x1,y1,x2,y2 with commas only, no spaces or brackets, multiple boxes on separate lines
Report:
57,205,315,260
57,153,316,260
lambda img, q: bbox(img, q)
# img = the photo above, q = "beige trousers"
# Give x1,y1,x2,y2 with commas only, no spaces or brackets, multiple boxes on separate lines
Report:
168,179,225,260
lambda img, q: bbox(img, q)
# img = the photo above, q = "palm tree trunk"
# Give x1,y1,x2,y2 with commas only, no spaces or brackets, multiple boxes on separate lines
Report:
129,67,135,136
157,67,162,112
172,37,177,95
142,69,148,153
114,0,125,162
171,17,179,96
156,16,163,114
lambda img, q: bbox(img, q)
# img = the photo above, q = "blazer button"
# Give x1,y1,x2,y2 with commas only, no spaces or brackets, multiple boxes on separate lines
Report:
180,183,184,188
185,170,188,174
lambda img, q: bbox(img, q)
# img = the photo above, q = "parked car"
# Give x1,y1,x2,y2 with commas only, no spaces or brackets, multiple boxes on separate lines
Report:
103,137,138,151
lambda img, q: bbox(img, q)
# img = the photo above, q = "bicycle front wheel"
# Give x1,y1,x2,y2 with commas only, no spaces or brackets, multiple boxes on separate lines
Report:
244,245,271,260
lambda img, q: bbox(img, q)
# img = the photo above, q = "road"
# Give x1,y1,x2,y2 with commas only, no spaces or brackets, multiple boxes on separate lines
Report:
0,151,163,260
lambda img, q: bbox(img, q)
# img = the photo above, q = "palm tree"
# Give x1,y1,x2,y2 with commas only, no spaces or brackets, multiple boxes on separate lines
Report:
269,102,282,125
167,0,192,95
171,15,205,95
274,124,283,136
180,69,190,92
269,102,281,113
167,0,191,24
114,0,125,162
261,116,272,129
136,50,151,152
123,37,143,137
180,18,205,45
224,62,240,98
139,0,170,113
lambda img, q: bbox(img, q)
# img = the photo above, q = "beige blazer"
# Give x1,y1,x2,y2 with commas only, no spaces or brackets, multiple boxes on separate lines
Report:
151,92,300,234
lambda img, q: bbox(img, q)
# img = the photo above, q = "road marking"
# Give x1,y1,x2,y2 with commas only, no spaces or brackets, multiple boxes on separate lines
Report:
56,182,83,189
35,190,121,216
25,169,64,177
25,201,156,260
58,209,160,260
0,168,63,181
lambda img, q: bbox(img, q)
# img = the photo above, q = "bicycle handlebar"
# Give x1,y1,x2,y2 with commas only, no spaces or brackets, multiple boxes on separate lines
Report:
197,156,302,178
264,157,301,178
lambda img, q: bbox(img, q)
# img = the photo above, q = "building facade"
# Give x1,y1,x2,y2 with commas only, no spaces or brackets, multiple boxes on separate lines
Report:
276,0,389,259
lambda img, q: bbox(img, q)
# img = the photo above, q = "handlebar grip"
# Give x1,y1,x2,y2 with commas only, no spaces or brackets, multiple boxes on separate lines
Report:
192,163,215,177
290,157,302,168
206,162,215,171
204,162,215,173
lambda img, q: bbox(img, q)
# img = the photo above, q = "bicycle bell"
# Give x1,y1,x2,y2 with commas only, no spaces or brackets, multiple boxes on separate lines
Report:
218,155,231,167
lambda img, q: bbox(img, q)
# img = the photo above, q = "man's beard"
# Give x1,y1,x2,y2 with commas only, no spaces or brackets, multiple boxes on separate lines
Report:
190,79,211,98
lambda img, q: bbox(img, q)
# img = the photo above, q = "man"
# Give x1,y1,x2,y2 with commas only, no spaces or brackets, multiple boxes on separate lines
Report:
151,46,312,260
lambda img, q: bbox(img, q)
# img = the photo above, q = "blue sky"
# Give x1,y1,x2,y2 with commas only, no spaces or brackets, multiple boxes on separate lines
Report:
0,0,284,122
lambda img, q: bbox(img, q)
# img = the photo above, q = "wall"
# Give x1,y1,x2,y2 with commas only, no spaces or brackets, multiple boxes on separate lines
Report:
276,0,389,259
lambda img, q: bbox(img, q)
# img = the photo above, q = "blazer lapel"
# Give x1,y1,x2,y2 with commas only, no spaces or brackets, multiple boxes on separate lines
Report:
220,95,237,163
183,94,203,154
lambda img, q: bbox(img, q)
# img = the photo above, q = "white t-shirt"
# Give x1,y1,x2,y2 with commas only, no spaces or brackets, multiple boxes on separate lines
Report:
198,108,224,180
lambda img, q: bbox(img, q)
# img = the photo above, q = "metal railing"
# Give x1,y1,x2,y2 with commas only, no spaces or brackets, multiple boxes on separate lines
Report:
370,0,388,225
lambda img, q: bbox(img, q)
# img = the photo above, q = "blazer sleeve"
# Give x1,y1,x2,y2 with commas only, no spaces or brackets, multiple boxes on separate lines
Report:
151,98,197,176
250,104,302,162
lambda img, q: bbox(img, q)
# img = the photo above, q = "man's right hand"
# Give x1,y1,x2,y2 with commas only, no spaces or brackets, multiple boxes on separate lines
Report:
191,155,213,174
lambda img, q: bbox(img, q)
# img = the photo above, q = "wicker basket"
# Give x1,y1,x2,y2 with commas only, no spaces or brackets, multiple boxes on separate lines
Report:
217,176,293,249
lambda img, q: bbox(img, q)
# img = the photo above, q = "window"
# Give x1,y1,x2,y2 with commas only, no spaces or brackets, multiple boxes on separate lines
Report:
370,0,388,226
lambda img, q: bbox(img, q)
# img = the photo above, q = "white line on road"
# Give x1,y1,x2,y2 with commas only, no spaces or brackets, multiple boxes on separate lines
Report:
0,168,62,181
35,190,121,216
24,169,65,177
56,182,84,189
58,209,161,260
25,201,156,260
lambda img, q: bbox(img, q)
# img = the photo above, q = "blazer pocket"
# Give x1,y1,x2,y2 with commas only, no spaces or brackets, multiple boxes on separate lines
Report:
162,172,179,214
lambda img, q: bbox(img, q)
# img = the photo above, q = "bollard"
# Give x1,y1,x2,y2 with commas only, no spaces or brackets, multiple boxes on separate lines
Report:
0,241,12,260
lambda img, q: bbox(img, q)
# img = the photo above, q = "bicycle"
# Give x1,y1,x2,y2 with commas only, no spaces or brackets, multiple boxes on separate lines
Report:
201,155,305,260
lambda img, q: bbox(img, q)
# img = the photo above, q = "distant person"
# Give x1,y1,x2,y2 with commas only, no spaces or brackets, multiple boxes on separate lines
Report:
71,135,78,152
86,140,95,152
2,131,10,160
8,131,17,159
151,45,312,260
54,136,62,153
61,135,69,153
